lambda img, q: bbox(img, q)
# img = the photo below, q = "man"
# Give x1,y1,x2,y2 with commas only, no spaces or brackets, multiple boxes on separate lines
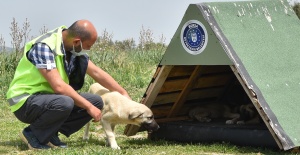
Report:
6,19,130,150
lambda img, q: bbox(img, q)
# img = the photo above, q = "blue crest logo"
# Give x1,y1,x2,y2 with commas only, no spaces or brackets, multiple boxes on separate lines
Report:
181,20,208,55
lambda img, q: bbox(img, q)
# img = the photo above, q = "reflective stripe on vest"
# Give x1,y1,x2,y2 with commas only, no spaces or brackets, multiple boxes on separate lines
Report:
7,93,30,106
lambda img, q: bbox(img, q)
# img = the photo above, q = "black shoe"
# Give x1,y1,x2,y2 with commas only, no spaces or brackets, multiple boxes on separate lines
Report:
48,133,67,148
20,127,50,150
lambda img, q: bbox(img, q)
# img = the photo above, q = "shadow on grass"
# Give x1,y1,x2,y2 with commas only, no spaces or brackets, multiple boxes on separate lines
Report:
0,139,30,151
123,137,289,155
66,136,106,148
67,133,288,154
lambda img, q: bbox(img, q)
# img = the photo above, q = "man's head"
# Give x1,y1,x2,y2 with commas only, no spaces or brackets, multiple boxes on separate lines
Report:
63,19,98,53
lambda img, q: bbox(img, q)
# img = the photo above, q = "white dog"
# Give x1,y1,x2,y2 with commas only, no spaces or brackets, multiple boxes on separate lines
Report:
83,83,159,149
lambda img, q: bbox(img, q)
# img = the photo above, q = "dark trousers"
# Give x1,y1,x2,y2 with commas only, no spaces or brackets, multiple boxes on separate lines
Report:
14,93,103,144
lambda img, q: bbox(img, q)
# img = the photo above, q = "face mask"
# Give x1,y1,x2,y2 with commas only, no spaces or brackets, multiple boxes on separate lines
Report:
70,40,90,56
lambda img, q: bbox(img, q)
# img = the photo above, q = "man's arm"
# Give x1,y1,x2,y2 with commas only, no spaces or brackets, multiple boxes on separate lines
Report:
38,68,102,122
86,60,131,99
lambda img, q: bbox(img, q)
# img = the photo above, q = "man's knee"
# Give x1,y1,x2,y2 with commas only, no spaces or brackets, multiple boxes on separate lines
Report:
93,94,103,110
49,95,74,112
80,93,103,110
62,96,75,111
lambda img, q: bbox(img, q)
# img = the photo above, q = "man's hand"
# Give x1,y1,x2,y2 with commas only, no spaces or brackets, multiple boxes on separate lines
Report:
87,105,102,122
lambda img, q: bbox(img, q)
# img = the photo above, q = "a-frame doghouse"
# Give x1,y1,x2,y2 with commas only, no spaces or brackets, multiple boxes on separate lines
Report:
125,0,300,151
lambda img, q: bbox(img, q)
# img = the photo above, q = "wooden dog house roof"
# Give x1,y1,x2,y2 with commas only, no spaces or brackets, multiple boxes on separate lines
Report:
125,0,300,151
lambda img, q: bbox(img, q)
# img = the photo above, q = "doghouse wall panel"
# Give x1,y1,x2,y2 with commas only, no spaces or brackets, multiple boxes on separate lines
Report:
151,97,226,118
151,104,193,118
168,65,231,78
154,87,225,105
159,73,233,93
168,66,195,78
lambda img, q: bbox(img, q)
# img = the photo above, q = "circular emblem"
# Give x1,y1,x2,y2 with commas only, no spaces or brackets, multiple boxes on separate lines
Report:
181,20,208,55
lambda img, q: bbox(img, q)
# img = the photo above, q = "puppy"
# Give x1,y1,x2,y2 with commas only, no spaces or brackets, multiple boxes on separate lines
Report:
83,83,159,149
188,102,240,124
234,103,261,125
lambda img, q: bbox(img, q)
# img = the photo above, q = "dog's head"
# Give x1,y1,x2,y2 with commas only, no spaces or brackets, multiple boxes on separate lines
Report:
239,103,257,120
128,104,159,133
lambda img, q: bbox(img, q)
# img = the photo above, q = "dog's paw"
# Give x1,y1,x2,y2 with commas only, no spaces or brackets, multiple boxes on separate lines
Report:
205,118,212,122
82,136,89,140
110,144,121,150
225,120,234,124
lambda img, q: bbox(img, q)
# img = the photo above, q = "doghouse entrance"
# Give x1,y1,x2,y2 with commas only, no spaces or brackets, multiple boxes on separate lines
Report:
149,65,256,122
133,65,277,148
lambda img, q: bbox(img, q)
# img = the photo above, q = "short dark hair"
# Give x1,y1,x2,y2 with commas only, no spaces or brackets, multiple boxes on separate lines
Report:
68,21,91,42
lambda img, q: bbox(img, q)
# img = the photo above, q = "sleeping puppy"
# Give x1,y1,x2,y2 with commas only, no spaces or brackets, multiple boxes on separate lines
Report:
189,102,261,125
188,102,240,124
234,103,261,125
83,83,159,149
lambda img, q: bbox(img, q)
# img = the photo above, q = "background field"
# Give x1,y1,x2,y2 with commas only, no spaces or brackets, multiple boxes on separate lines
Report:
1,48,295,155
1,17,299,154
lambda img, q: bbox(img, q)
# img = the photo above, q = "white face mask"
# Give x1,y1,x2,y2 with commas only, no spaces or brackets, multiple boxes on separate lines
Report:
70,40,90,56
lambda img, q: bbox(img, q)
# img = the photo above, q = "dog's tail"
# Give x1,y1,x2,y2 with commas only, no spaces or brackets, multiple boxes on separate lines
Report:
89,83,110,95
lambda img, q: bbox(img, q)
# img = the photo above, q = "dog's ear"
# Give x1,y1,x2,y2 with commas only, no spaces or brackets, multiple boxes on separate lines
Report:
128,111,143,120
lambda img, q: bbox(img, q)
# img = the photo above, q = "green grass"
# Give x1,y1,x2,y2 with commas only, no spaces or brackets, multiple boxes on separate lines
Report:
0,50,294,154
